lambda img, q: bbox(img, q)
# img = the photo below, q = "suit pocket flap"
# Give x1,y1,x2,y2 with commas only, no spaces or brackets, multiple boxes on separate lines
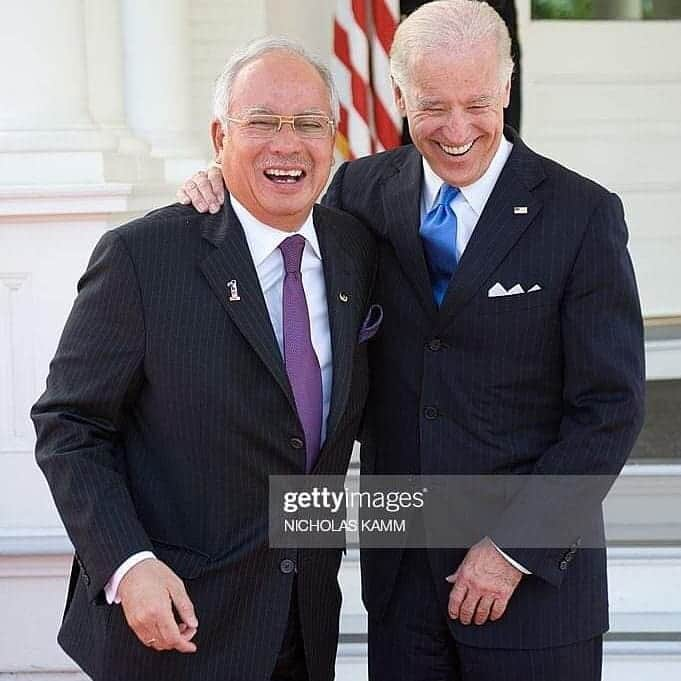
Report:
150,538,211,580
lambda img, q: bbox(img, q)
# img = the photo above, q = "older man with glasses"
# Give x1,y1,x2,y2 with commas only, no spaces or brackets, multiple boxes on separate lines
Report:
33,37,377,681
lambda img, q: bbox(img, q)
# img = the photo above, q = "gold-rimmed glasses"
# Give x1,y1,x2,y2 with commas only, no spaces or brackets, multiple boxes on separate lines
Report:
224,113,335,139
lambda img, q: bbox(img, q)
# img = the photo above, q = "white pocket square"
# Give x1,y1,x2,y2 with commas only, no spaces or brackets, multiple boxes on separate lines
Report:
488,282,542,298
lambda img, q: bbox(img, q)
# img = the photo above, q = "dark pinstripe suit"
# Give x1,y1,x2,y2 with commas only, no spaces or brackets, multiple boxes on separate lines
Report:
32,200,376,681
324,127,645,678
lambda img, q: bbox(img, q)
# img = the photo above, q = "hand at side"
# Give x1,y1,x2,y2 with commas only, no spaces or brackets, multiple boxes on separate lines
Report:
118,558,199,653
446,537,523,626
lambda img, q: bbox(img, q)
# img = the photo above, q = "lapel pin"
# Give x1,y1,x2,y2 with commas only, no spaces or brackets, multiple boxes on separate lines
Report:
227,279,241,302
514,206,528,215
339,292,350,303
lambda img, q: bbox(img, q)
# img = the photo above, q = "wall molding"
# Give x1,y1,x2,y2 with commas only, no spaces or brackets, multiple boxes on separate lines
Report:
0,183,174,218
0,274,34,453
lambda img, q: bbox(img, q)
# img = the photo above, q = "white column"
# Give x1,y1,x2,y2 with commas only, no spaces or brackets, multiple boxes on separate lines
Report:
0,0,118,184
121,0,206,182
0,1,92,134
0,0,168,187
84,0,161,182
85,0,141,150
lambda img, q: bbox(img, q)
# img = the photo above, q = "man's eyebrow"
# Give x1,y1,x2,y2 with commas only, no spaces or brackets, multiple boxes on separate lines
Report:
240,106,275,114
293,108,330,116
415,97,445,109
469,95,495,106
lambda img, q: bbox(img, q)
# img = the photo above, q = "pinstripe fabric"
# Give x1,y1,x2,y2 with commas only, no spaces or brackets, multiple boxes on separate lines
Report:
323,127,645,660
368,549,602,681
32,200,376,681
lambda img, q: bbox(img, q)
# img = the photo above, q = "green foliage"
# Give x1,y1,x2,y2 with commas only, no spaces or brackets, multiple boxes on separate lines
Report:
532,0,594,19
532,0,681,19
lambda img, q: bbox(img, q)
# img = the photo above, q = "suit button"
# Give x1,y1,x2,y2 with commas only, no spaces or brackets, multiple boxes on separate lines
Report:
280,559,296,574
427,339,442,352
559,560,569,571
424,406,439,420
289,437,304,450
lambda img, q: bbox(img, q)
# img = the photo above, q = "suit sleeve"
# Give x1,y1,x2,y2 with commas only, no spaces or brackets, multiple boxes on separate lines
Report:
32,230,153,603
490,192,645,586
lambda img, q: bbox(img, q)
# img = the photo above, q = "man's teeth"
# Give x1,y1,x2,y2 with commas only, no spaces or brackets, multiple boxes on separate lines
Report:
265,169,303,177
439,141,474,156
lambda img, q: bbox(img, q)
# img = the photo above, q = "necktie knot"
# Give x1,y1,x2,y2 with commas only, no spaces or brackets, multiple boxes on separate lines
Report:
434,183,459,210
279,234,306,274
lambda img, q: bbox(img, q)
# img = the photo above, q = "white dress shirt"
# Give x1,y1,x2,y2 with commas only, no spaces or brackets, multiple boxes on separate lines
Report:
420,138,531,576
104,197,333,604
420,136,513,255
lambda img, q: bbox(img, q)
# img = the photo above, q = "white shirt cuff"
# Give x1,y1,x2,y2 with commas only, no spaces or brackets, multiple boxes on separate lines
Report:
491,541,532,575
104,551,156,604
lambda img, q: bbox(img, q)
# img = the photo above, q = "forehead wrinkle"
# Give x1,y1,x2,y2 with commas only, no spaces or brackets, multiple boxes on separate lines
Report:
236,105,331,116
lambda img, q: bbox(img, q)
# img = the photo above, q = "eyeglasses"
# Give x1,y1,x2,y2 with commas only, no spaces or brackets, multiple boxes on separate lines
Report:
224,113,335,139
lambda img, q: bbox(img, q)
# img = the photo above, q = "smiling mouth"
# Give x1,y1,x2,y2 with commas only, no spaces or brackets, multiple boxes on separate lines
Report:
438,140,475,156
263,168,306,184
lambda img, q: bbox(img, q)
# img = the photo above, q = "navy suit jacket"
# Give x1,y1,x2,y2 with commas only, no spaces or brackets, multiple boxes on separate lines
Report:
324,128,645,648
32,201,376,681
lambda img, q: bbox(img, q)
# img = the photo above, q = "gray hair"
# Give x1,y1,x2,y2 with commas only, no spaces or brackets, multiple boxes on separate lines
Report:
213,36,340,122
390,0,514,92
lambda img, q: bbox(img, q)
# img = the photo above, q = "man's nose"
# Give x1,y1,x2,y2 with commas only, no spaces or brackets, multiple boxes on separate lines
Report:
269,122,301,152
443,109,470,142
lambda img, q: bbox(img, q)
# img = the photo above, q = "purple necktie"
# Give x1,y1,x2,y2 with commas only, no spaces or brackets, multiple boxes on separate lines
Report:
279,235,323,472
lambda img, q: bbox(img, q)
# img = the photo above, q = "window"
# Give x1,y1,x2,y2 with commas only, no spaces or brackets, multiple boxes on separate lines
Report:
532,0,681,20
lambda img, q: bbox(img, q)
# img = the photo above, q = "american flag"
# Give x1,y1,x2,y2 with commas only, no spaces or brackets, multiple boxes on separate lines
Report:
332,0,402,160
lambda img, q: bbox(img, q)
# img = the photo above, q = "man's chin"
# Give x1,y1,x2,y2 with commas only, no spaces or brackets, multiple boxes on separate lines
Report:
257,199,312,229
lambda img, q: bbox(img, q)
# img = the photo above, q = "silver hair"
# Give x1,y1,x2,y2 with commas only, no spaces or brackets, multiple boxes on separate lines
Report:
213,36,340,122
390,0,514,92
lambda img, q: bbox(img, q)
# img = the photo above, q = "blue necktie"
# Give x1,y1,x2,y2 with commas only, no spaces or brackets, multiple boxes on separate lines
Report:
420,184,460,305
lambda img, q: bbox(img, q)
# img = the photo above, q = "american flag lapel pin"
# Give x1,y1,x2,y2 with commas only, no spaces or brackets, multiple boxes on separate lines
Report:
227,279,241,302
514,206,528,215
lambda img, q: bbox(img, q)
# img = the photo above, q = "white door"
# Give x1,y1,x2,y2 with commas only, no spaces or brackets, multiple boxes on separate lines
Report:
518,0,681,319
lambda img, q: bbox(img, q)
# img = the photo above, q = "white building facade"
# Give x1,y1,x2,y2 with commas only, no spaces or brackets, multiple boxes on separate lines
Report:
1,1,680,678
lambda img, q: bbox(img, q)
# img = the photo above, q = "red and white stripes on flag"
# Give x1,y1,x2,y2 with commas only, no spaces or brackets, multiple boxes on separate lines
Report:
333,0,402,160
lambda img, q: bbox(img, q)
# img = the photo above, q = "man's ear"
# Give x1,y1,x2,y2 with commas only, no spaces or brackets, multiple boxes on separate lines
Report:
211,119,225,157
502,77,511,109
392,78,407,118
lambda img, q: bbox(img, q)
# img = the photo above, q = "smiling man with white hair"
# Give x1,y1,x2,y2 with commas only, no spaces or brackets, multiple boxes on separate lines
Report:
179,2,644,679
33,37,377,681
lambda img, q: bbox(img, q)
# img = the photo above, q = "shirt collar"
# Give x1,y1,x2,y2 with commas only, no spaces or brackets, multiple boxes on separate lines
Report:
421,136,513,217
229,195,322,266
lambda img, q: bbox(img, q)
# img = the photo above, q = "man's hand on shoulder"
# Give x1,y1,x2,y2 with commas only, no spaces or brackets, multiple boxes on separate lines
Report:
445,537,523,626
177,166,225,214
118,558,199,653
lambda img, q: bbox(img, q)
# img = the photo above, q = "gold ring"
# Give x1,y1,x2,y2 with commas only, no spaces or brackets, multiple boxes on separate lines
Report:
145,638,157,645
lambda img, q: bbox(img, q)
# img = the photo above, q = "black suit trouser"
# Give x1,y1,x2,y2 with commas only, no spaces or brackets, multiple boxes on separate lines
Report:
368,549,602,681
271,578,309,681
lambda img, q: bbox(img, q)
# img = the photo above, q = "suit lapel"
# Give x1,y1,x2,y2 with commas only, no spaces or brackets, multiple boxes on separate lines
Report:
313,205,362,456
381,147,438,319
198,203,296,411
438,132,546,326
